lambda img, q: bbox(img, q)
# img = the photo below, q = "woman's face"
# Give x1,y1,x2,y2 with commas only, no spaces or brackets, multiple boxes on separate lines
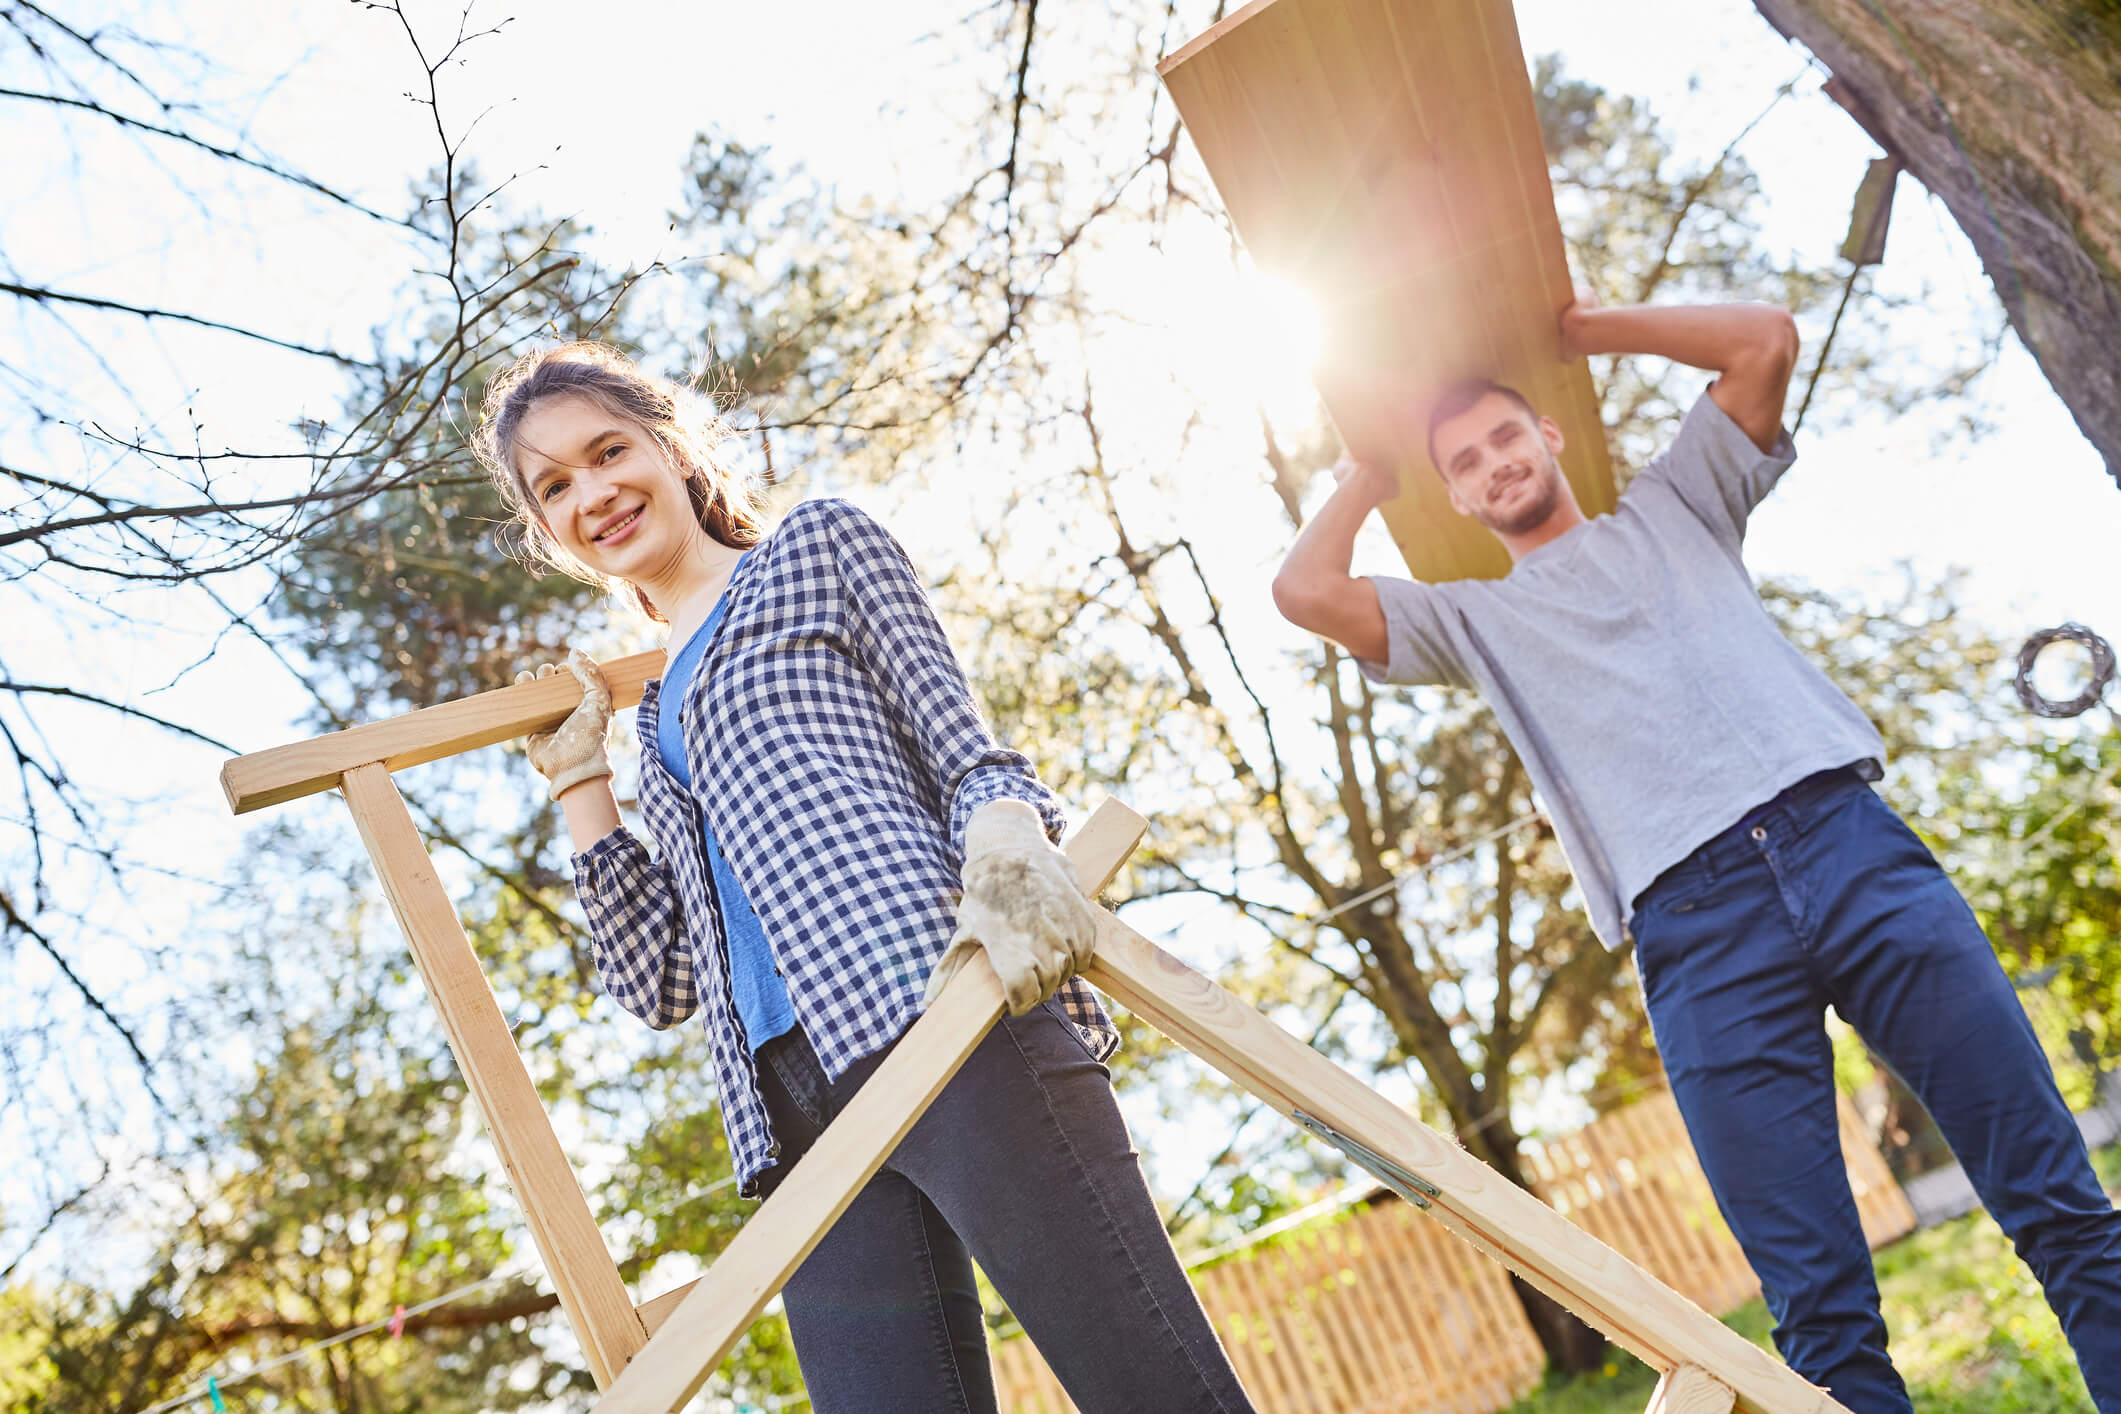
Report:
515,394,700,584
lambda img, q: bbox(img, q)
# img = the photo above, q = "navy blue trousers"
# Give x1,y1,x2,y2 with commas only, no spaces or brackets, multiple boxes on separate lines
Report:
753,1001,1256,1414
1633,770,2121,1413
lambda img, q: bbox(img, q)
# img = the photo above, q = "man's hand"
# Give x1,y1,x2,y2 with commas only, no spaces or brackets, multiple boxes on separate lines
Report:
1557,284,1602,361
1330,452,1399,510
516,648,614,803
923,800,1098,1016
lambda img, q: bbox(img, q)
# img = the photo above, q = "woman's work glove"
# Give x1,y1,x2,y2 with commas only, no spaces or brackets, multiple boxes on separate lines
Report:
924,799,1099,1015
515,648,614,802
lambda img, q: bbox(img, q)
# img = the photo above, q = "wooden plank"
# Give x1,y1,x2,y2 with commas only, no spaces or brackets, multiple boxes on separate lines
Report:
601,802,1148,1412
633,1283,689,1339
1076,920,1851,1414
1160,0,1617,583
1648,1364,1740,1414
341,763,646,1387
222,651,667,814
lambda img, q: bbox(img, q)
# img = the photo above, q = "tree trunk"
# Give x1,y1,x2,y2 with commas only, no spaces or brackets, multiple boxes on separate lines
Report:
1479,1118,1612,1373
1750,0,2121,488
1510,1275,1615,1375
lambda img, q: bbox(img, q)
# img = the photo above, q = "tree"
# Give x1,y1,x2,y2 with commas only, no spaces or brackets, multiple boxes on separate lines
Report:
1748,0,2121,488
11,825,806,1412
6,0,2071,1400
1947,713,2121,1068
0,3,604,1319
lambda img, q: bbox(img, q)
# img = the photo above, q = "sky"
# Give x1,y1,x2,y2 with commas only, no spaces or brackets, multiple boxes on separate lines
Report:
7,0,2121,1325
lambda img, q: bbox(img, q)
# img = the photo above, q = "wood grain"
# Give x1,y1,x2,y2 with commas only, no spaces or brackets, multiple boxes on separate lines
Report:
1159,0,1617,582
222,651,667,814
342,763,646,1387
601,801,1149,1412
1647,1363,1741,1414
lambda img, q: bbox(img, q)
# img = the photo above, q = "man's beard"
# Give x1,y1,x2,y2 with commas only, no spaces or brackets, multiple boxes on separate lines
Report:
1477,455,1565,537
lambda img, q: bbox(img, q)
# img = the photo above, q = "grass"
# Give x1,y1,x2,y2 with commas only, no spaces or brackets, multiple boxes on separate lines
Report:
1502,1155,2118,1414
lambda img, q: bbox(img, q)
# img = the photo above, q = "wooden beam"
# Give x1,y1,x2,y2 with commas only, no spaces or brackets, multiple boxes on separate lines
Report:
1648,1364,1740,1414
342,762,647,1387
633,1282,691,1340
1159,0,1616,583
601,801,1149,1412
1077,920,1847,1414
221,651,667,815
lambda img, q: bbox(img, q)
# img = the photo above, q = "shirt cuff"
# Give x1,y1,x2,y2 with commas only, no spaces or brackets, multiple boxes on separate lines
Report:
571,827,637,896
951,767,1067,855
1693,388,1796,474
1354,576,1464,688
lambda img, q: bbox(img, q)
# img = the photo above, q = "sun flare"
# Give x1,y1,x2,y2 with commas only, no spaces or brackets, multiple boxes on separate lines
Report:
1163,264,1324,422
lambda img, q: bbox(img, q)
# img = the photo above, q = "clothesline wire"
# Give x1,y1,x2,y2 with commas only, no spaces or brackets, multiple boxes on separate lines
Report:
1304,807,1547,930
132,1270,535,1414
129,1172,741,1414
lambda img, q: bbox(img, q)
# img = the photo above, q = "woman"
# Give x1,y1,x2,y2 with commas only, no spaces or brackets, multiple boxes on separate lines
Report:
480,343,1255,1413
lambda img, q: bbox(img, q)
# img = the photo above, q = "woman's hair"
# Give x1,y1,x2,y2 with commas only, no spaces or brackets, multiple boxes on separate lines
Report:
474,341,765,623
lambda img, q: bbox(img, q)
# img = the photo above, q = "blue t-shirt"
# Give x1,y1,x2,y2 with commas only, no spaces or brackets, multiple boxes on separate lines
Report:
657,561,798,1051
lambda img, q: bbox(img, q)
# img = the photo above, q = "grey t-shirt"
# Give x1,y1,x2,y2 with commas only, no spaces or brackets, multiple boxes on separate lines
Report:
1356,391,1885,949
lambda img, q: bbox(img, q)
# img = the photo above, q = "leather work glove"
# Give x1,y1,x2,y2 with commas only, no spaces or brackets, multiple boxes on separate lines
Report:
924,799,1099,1016
514,648,614,802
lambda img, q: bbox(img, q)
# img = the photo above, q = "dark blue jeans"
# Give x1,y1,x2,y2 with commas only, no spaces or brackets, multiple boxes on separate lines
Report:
1633,770,2121,1413
753,1001,1256,1414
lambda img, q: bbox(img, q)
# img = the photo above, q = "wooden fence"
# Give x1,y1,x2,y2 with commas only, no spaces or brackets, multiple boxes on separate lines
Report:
990,1085,1915,1413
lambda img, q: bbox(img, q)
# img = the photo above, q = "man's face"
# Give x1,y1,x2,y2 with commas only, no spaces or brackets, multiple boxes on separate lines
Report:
1430,392,1569,537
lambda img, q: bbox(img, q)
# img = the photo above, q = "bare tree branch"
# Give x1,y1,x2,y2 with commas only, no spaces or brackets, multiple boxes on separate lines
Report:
0,86,429,236
1,281,381,369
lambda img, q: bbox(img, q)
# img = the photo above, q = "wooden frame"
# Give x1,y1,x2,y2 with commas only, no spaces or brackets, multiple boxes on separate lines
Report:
223,659,1848,1414
1157,0,1619,584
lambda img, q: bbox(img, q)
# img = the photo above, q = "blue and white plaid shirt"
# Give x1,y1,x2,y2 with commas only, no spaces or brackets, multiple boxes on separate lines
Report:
571,498,1119,1195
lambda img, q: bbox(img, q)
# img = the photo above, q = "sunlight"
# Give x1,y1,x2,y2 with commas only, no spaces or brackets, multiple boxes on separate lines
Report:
1090,240,1329,440
1162,263,1325,428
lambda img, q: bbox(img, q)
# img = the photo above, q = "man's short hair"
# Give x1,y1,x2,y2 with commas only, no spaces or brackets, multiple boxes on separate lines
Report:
1425,378,1538,469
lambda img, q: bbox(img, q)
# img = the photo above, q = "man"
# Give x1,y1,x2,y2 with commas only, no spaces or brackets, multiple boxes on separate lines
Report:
1272,296,2121,1414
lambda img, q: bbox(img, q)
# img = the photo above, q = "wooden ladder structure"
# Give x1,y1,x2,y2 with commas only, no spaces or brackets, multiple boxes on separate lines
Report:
222,658,1850,1414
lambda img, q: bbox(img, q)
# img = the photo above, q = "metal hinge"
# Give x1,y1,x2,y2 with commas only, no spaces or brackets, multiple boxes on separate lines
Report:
1290,1109,1442,1210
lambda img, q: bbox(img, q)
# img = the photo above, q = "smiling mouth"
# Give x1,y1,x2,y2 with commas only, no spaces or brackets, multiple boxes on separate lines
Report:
593,507,644,542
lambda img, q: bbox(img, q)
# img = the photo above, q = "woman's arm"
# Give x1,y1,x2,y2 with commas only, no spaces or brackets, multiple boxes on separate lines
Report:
557,775,622,850
520,652,698,1030
571,827,698,1031
822,500,1068,856
815,500,1097,1014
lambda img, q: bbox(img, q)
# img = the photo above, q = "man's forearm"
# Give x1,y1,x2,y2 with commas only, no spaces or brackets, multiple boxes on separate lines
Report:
1564,300,1799,452
1272,464,1393,663
1278,471,1380,592
1562,301,1796,375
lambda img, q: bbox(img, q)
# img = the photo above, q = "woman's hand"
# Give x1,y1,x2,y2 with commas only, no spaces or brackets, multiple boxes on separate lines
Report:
924,800,1098,1016
516,648,615,803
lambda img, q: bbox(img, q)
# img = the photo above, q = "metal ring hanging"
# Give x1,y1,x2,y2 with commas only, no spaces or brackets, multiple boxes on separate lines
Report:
2013,623,2116,719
